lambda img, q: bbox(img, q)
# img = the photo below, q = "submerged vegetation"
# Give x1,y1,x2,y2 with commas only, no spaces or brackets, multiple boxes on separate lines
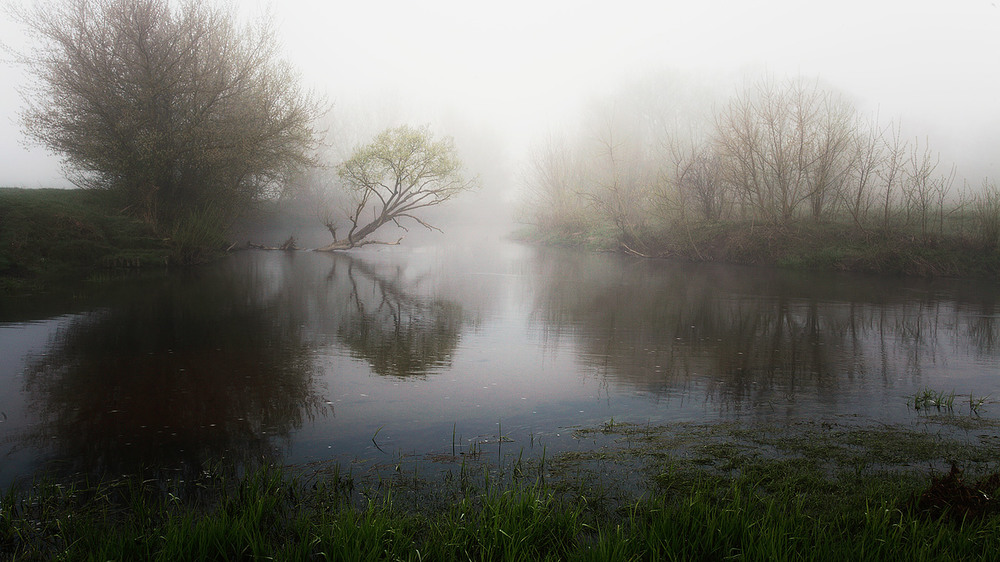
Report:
5,418,1000,560
521,75,1000,278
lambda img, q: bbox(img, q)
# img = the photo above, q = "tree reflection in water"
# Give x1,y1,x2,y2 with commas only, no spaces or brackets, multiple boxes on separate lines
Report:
528,247,1000,411
17,243,996,483
18,251,468,482
21,265,328,482
326,253,464,378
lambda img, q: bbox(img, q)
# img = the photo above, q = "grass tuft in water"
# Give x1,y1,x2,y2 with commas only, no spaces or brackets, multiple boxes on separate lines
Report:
970,394,990,416
911,388,957,412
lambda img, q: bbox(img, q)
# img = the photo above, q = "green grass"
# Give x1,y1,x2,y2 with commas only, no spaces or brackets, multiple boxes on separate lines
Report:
0,188,193,293
4,466,998,561
5,419,1000,560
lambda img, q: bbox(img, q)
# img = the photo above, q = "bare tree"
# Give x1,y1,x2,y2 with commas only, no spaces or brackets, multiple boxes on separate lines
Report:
876,121,908,229
13,0,322,231
841,114,884,229
805,89,855,218
578,107,659,250
713,77,856,222
520,134,589,233
972,178,1000,247
316,125,476,251
903,137,940,235
676,143,727,221
714,81,769,219
933,164,957,235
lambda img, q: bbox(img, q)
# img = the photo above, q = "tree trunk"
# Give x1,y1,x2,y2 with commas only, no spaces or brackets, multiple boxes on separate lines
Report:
314,212,401,251
314,236,403,252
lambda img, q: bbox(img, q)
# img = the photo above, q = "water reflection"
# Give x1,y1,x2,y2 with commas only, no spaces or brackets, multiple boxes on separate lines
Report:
20,266,326,480
15,251,467,481
5,242,1000,488
529,248,1000,411
329,254,464,378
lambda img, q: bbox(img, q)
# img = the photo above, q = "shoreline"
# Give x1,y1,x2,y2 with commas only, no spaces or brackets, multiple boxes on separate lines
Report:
5,415,1000,560
514,220,1000,279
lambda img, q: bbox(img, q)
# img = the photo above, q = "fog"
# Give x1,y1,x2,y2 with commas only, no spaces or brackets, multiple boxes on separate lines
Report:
6,0,1000,506
2,0,999,220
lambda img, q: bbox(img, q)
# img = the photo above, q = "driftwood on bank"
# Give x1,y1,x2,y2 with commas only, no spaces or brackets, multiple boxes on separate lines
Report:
247,236,298,251
622,242,655,259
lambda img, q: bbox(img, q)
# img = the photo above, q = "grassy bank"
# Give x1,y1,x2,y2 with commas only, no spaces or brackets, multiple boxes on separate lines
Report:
517,219,1000,278
5,417,1000,561
0,188,187,294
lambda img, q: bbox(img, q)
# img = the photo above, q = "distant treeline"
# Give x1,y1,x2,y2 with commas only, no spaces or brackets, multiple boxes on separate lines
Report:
521,74,1000,270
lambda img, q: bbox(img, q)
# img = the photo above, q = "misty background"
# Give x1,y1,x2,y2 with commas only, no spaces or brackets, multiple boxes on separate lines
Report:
2,0,999,239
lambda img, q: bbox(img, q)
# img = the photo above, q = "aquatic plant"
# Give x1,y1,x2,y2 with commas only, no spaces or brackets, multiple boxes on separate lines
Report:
911,388,956,411
970,394,990,416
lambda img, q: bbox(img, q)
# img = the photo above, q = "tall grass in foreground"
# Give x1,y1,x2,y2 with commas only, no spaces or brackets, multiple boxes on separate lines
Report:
589,482,999,561
3,466,999,561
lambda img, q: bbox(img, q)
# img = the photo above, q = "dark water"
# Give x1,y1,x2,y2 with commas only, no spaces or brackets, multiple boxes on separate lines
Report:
2,241,999,487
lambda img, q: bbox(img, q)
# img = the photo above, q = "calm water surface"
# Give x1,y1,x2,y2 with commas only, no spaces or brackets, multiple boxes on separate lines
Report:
2,241,999,487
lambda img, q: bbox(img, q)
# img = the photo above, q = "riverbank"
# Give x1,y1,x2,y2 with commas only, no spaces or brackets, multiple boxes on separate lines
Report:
517,220,1000,278
5,414,1000,561
0,188,216,294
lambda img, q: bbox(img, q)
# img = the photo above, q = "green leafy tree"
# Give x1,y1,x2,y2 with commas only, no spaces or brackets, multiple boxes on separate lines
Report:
318,124,476,251
13,0,323,232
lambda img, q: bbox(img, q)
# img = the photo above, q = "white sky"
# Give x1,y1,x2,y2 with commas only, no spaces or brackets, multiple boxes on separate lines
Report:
2,0,999,187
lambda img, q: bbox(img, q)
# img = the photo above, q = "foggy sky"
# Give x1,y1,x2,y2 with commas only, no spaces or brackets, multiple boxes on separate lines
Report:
1,0,998,188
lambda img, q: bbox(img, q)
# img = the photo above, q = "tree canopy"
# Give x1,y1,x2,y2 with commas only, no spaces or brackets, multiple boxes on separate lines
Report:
14,0,323,231
317,125,476,251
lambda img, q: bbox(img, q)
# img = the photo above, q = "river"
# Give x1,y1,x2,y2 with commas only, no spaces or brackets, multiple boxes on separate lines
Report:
2,241,999,488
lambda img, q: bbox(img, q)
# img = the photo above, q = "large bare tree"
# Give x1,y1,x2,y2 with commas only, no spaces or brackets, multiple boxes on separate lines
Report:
316,125,476,251
713,77,856,222
13,0,322,230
